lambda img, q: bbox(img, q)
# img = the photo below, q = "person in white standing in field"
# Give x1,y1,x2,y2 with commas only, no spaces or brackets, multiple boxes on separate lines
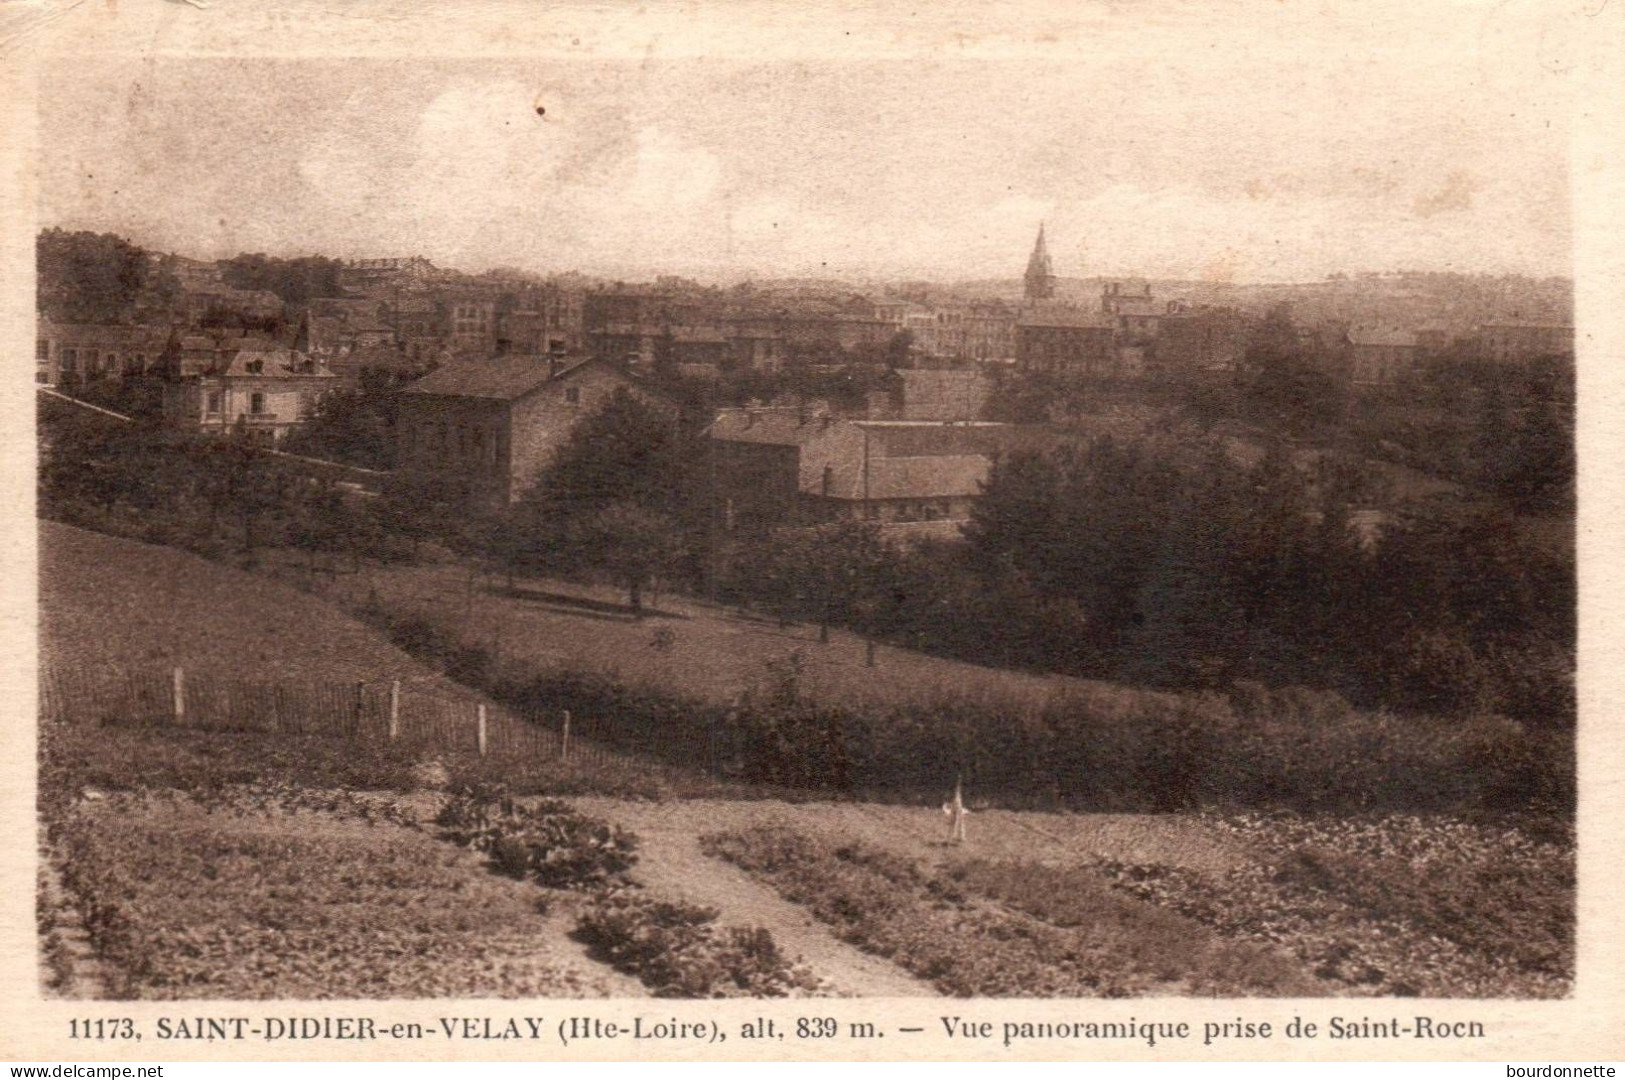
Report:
943,775,969,845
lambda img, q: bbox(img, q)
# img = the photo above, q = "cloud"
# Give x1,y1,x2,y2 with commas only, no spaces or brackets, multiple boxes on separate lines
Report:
627,127,723,211
1413,171,1479,218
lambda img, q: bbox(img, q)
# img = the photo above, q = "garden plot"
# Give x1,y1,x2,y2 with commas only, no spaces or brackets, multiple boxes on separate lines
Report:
1094,812,1574,999
701,825,1318,998
51,790,645,1000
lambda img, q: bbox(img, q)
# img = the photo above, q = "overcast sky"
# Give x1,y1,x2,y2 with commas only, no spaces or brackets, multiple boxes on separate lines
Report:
36,3,1576,284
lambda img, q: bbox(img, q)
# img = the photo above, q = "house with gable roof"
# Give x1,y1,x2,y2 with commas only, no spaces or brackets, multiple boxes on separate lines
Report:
394,355,668,506
161,341,338,446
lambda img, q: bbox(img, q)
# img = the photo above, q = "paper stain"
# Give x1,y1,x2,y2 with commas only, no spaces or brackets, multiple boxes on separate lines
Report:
1201,249,1240,284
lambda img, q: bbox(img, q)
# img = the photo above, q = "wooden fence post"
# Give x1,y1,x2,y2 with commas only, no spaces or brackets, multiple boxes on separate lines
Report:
477,703,488,757
172,666,185,726
560,710,571,763
388,680,400,740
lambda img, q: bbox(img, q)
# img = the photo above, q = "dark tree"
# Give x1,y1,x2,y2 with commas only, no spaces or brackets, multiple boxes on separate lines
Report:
36,228,154,323
281,386,396,471
562,501,685,615
220,253,346,306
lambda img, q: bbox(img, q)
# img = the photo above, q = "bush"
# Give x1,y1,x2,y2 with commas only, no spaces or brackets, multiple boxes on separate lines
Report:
574,894,823,998
435,786,638,890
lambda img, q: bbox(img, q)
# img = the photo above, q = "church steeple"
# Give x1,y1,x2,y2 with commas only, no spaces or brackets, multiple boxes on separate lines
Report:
1024,223,1056,301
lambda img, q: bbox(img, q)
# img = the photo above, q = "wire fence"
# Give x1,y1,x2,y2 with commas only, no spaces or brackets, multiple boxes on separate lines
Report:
36,663,693,775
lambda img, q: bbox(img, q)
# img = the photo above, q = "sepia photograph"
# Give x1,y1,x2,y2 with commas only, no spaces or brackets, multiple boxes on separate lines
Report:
5,0,1619,1059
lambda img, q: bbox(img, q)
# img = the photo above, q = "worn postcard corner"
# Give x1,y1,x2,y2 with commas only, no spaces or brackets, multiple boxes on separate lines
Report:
1,0,1623,1065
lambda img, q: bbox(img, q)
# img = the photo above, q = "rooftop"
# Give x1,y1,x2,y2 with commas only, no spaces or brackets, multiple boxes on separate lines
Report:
405,355,594,400
708,407,835,446
212,346,334,379
823,454,990,501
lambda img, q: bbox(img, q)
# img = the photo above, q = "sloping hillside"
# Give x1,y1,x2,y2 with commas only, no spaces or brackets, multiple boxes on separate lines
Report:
40,522,453,692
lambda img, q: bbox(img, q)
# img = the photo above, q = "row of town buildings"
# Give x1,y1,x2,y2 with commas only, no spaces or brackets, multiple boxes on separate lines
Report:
40,235,1577,395
34,231,1578,548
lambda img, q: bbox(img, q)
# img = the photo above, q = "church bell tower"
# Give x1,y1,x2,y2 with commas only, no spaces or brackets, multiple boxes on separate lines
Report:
1024,224,1056,302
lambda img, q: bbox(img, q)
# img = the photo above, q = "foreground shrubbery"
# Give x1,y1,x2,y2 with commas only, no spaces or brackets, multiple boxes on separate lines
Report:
701,826,1318,998
429,786,822,998
435,787,639,890
367,601,1572,817
575,896,824,998
1095,812,1573,998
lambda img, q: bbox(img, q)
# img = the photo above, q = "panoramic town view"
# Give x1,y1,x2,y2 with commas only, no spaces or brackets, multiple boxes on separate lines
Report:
33,45,1574,1002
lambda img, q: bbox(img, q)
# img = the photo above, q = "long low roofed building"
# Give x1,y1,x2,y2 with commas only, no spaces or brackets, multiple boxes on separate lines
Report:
708,408,1024,542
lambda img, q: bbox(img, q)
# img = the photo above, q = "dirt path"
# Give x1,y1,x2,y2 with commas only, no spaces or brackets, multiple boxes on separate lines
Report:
573,798,1251,997
575,799,937,997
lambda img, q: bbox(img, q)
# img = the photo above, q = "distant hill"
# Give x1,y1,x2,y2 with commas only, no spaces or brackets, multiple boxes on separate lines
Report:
944,272,1572,331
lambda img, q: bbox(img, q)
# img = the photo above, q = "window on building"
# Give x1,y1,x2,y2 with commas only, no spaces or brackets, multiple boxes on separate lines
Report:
35,340,49,361
250,392,266,415
565,386,581,404
61,349,77,372
206,390,224,414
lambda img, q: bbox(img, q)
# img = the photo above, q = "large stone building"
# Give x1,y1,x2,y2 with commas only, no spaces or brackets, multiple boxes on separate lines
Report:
1015,308,1118,377
394,356,665,506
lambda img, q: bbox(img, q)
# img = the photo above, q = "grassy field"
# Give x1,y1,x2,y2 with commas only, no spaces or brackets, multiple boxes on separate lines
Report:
39,522,743,799
41,521,456,692
305,553,1166,716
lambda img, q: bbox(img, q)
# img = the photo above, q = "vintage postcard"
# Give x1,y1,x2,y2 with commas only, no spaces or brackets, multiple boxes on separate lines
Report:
1,0,1622,1065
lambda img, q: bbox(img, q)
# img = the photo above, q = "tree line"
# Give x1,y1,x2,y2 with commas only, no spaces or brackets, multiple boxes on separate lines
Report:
40,365,1573,730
